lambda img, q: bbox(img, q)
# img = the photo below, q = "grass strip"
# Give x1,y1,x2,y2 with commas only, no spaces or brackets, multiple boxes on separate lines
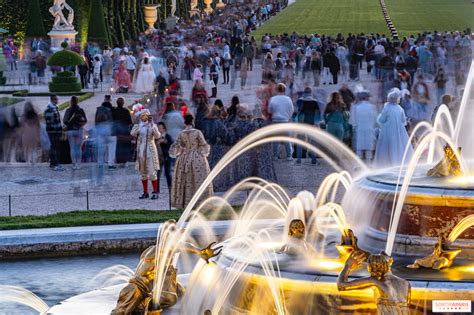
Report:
0,209,184,230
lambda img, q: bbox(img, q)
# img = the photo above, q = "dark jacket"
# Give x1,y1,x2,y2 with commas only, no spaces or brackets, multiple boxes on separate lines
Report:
64,106,87,131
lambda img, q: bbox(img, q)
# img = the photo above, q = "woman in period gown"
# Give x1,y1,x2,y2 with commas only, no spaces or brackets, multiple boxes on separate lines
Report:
171,114,213,209
201,105,233,192
135,57,156,94
374,89,413,168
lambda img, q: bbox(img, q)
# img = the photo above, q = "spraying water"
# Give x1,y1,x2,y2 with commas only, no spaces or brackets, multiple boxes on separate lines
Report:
0,285,49,314
447,214,474,244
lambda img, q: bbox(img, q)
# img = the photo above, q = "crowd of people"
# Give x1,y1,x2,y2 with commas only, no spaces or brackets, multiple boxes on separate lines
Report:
0,0,472,209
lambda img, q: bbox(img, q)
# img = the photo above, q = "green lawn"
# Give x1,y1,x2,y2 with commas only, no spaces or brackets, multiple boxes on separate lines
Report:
385,0,473,37
253,0,471,38
254,0,388,38
0,210,184,230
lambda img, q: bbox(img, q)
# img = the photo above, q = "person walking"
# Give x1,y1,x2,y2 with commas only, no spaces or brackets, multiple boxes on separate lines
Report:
268,83,294,160
44,95,64,171
374,89,413,167
156,122,173,194
434,67,448,105
21,102,41,165
135,57,156,94
328,50,341,85
161,102,185,142
240,57,249,90
350,90,378,162
295,87,321,165
115,97,133,166
131,104,161,200
63,96,87,170
209,57,219,98
171,114,213,208
94,100,113,183
324,92,347,141
125,51,137,78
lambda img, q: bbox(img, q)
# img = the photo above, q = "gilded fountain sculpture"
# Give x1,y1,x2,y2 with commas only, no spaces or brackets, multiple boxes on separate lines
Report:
338,251,411,315
426,144,462,177
112,220,222,315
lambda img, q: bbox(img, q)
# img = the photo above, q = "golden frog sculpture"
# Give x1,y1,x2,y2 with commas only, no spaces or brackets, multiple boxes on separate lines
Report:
407,236,461,270
426,144,462,177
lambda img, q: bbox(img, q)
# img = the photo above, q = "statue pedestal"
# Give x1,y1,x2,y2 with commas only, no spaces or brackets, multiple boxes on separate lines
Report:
48,30,78,50
165,16,177,31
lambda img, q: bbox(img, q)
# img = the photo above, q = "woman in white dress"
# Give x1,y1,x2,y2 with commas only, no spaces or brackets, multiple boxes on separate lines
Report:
135,57,156,94
374,89,413,168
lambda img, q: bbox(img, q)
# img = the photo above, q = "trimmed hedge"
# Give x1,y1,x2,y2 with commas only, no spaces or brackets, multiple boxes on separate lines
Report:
25,0,46,38
52,76,78,84
48,50,84,68
49,70,82,93
56,71,75,77
49,81,82,93
88,0,110,46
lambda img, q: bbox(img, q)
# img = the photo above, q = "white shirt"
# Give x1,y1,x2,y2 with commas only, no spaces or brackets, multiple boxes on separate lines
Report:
269,94,294,122
126,55,137,70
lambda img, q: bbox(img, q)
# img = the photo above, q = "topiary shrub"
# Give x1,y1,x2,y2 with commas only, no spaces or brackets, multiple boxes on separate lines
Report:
48,50,84,68
48,50,84,93
49,81,82,93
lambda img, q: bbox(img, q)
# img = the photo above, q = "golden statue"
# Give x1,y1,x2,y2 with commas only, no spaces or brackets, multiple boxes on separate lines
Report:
338,251,411,315
426,144,462,177
112,223,222,315
336,229,369,261
407,236,461,270
280,219,314,255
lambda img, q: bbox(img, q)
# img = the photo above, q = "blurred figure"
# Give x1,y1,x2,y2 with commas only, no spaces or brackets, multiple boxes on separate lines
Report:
161,102,185,142
114,62,133,92
1,107,19,162
156,122,173,193
324,92,346,141
374,89,413,167
269,83,294,160
350,90,378,162
135,57,156,94
115,97,133,166
63,96,87,170
94,101,113,183
35,51,47,85
433,67,448,105
44,95,64,171
21,103,41,164
295,87,321,165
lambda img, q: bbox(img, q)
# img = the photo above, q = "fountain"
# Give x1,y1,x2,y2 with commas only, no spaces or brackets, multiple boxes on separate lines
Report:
2,61,473,314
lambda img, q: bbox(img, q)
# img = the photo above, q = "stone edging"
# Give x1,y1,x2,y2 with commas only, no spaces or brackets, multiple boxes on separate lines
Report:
379,0,399,39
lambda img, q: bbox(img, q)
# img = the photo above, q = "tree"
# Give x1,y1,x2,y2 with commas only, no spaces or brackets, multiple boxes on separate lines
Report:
87,0,109,46
26,0,46,38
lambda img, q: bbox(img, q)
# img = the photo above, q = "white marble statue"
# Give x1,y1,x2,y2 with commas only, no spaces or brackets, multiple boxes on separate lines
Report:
171,0,177,16
49,0,75,31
